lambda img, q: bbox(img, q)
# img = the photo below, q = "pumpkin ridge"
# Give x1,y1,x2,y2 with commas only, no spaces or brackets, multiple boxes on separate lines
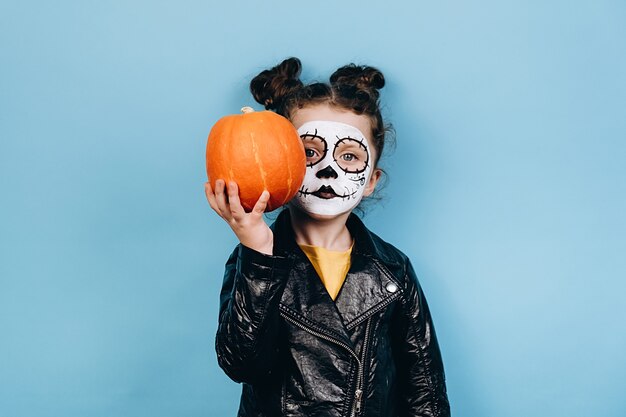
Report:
280,123,293,206
250,131,268,199
227,118,235,184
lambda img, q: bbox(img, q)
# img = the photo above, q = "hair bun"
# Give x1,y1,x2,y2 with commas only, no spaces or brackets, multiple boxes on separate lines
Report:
329,64,385,113
330,64,385,91
250,57,303,112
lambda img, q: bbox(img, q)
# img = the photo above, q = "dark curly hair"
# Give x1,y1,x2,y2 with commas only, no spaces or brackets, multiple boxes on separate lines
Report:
250,57,391,168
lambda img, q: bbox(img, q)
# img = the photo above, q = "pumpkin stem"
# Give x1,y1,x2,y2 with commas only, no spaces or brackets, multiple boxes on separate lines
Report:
241,106,254,114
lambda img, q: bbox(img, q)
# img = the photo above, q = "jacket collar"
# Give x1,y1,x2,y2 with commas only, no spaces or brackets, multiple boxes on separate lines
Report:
271,208,402,268
273,208,403,348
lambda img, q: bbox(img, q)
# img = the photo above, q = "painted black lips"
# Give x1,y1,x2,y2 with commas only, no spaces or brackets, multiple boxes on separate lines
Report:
312,185,338,199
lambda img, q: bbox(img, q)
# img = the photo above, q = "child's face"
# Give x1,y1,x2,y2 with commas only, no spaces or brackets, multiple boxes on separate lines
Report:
290,104,381,217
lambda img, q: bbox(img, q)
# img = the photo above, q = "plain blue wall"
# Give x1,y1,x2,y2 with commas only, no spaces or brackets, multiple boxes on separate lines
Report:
1,1,625,416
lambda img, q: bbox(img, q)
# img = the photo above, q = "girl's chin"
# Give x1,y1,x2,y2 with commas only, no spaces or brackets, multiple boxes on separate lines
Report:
287,201,352,221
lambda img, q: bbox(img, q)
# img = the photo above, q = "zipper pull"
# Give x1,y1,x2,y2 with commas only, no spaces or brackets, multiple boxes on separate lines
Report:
354,389,363,413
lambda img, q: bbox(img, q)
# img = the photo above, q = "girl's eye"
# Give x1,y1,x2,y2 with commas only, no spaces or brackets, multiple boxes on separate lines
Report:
300,134,327,166
333,138,369,173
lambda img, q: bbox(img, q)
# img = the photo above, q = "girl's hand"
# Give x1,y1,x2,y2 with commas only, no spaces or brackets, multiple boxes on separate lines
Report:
205,180,274,255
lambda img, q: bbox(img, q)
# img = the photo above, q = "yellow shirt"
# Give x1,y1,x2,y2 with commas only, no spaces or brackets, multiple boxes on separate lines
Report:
299,242,353,301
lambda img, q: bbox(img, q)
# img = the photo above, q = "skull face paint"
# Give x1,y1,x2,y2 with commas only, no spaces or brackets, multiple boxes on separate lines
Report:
292,120,372,216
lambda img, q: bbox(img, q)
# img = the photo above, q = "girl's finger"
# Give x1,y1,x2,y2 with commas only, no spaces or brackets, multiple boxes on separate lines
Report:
214,179,232,221
205,182,221,214
227,182,245,219
252,190,270,215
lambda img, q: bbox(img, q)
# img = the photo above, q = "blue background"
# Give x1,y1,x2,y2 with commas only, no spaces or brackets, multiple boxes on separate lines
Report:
1,1,625,416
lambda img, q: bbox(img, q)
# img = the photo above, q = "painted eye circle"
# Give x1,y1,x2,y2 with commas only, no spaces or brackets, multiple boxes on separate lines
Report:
333,138,369,173
300,133,327,167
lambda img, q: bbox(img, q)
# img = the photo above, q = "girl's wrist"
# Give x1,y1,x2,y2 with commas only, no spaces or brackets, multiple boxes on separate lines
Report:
241,240,273,256
238,233,273,256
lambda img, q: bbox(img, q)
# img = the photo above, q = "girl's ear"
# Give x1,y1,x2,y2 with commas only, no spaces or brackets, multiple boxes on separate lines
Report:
363,168,382,197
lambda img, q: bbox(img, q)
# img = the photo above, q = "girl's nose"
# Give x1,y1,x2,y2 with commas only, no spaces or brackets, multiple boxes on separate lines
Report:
316,165,338,179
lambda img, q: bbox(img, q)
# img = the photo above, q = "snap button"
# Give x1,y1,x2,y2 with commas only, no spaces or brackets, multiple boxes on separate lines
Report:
385,282,398,293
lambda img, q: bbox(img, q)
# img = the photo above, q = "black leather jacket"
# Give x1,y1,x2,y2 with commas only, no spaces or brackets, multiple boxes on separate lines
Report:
216,209,450,417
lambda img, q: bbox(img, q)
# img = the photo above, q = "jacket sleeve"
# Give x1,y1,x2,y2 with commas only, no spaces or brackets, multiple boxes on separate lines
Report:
390,259,451,417
215,244,291,384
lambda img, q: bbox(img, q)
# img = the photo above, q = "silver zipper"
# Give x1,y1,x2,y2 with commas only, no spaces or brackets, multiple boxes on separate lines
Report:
279,311,365,417
353,389,363,415
352,317,372,416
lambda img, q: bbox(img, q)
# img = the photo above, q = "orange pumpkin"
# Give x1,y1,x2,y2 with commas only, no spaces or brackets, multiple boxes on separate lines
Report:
206,107,306,212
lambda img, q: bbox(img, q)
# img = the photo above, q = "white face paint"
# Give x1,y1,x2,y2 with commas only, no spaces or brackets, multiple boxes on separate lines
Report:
292,120,372,216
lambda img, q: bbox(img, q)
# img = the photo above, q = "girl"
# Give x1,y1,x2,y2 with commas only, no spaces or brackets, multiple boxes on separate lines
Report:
205,57,450,417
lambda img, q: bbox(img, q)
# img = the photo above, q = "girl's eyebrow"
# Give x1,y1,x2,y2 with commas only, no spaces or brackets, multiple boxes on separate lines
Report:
335,136,368,149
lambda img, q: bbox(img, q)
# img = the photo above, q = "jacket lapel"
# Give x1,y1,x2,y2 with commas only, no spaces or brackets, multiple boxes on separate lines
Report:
334,253,402,330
